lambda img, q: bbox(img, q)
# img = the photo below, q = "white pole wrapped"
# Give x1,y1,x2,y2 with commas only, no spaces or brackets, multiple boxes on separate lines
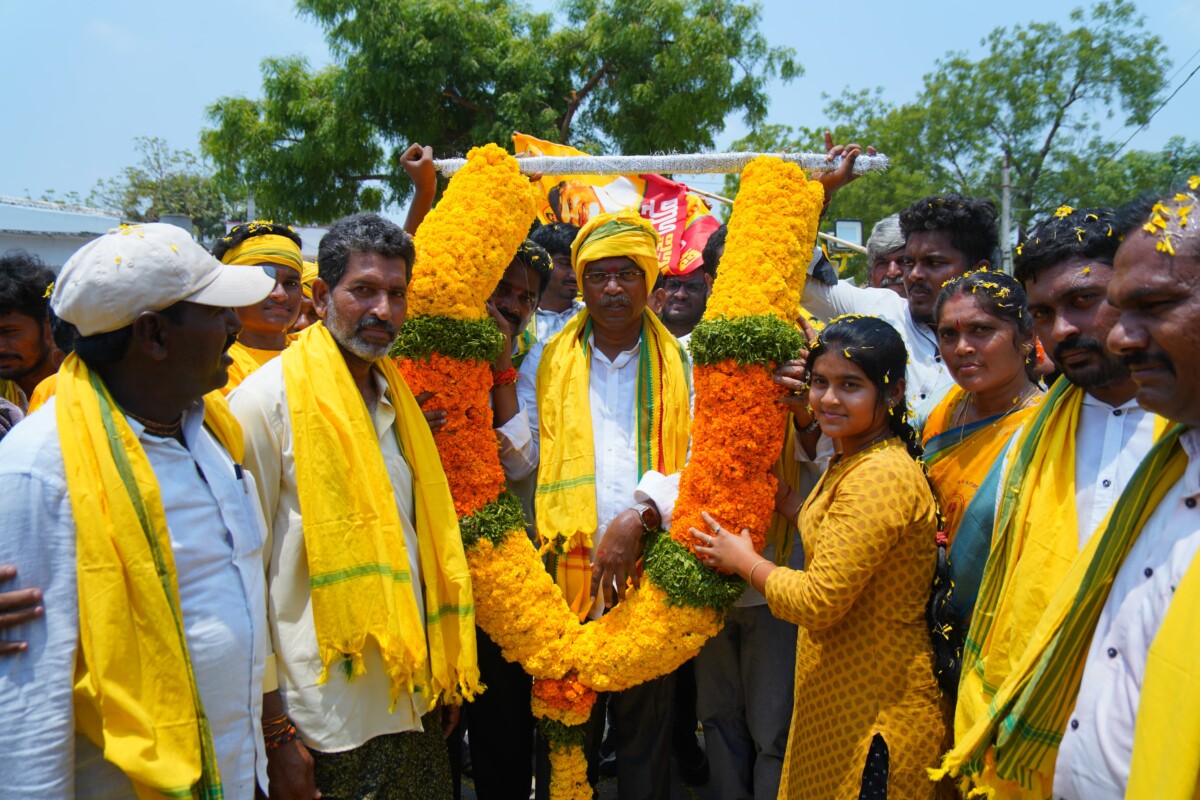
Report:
432,151,889,177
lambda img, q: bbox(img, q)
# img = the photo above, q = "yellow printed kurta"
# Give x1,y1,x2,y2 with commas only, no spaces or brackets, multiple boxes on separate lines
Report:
765,438,944,799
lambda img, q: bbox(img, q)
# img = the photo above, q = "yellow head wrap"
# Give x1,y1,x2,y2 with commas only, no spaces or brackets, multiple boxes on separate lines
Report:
219,225,303,274
571,210,660,294
300,260,319,299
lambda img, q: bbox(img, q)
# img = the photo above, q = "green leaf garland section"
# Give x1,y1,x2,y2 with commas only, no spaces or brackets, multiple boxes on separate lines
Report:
688,314,805,368
390,314,505,364
459,491,528,549
643,532,744,613
538,717,588,749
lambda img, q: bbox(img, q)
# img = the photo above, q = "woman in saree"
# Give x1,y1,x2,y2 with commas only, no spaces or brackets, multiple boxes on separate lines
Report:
921,269,1043,632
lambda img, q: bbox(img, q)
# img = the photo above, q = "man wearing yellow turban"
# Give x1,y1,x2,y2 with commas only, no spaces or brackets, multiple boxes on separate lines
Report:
211,221,305,394
533,210,691,799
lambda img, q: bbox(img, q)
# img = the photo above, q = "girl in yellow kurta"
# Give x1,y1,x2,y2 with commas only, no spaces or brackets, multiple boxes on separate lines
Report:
693,315,944,799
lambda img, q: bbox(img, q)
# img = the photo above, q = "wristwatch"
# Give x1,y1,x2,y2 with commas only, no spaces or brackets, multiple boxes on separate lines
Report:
801,417,821,434
631,502,661,532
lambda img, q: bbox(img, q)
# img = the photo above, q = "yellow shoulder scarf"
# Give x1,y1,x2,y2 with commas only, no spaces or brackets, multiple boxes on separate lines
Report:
1128,547,1200,799
58,354,244,799
935,421,1187,798
28,373,57,413
221,334,299,396
1,377,26,411
281,323,479,705
922,384,1042,546
534,309,690,617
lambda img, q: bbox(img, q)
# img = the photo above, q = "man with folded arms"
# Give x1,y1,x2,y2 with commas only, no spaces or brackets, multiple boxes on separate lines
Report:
0,222,275,798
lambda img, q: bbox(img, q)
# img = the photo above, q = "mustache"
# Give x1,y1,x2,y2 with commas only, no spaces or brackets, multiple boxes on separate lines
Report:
223,333,239,353
879,276,904,287
356,315,397,338
600,295,632,308
1053,334,1106,364
1121,350,1175,374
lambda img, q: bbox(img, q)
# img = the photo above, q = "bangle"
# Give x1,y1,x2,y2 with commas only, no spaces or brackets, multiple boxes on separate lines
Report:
264,721,298,750
748,559,773,587
492,366,518,387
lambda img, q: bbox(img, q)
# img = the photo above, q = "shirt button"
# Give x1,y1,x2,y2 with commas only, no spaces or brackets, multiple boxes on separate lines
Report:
1113,409,1124,417
1187,498,1198,509
1070,719,1079,730
1107,647,1118,658
1144,567,1154,578
1102,479,1112,488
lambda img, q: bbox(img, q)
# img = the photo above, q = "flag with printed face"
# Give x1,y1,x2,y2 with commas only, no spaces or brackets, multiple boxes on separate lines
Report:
513,132,719,275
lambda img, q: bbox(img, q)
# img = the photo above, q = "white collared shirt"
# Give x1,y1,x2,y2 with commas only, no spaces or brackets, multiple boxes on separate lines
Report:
1074,395,1158,547
534,300,584,346
801,277,954,411
1053,427,1200,800
528,332,690,619
229,358,430,754
0,397,268,799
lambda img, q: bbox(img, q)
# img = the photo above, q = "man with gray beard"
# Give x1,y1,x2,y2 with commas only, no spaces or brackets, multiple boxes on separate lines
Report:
230,213,474,800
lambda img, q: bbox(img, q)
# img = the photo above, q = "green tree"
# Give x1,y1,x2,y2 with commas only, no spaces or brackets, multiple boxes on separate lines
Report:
88,137,234,243
202,0,799,223
723,1,1197,280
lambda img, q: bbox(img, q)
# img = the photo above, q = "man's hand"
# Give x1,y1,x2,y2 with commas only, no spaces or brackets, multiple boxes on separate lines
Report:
416,391,447,434
0,565,42,655
266,738,321,800
591,510,645,608
441,703,461,740
774,317,816,414
814,131,877,203
400,144,436,196
485,300,515,373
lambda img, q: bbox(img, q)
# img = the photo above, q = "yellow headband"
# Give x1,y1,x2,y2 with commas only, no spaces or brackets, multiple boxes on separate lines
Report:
220,233,304,273
300,260,319,299
571,210,660,294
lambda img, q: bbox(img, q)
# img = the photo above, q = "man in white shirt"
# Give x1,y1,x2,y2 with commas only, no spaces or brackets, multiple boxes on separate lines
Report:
802,192,1001,410
532,211,692,800
1051,185,1200,799
0,223,275,798
529,222,585,345
232,213,475,800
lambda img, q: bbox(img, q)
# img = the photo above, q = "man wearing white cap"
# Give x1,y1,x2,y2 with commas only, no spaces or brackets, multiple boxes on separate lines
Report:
0,223,276,799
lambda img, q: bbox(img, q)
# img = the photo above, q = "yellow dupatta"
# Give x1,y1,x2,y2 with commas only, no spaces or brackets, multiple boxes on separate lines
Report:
922,384,1042,547
935,423,1187,798
534,309,691,618
58,354,243,800
1127,548,1200,799
281,323,480,705
221,334,299,396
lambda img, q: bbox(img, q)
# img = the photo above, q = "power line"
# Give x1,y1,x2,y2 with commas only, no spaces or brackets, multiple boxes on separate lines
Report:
1111,58,1200,157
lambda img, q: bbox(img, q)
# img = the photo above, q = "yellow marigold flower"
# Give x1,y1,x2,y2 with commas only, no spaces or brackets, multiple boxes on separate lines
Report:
1189,175,1200,191
1054,205,1074,219
704,156,824,322
408,143,536,320
1157,235,1176,256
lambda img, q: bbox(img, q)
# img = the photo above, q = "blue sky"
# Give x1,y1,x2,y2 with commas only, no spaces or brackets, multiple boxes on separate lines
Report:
2,0,1197,209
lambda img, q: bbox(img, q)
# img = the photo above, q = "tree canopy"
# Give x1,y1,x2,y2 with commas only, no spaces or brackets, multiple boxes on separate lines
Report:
202,0,799,223
723,1,1198,281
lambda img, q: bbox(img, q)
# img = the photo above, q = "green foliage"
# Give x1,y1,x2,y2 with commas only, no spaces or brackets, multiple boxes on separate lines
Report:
642,531,743,613
390,315,505,363
537,717,589,748
688,314,805,368
723,2,1198,276
202,0,798,223
85,137,234,243
457,491,527,548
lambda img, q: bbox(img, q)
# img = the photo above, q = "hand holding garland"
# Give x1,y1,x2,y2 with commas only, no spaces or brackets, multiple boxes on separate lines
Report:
691,512,777,594
400,143,437,235
485,299,520,428
814,132,877,211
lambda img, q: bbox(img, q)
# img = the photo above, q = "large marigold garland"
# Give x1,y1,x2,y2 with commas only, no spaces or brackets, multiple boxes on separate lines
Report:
394,145,823,798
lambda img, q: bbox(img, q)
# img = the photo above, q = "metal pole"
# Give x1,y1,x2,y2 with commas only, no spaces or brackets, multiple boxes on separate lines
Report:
1000,152,1013,274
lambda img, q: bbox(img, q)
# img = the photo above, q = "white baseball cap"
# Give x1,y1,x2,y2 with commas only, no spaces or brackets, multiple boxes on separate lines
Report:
52,222,276,336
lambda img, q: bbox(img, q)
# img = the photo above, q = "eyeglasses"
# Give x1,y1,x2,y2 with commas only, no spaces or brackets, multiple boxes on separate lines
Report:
661,278,707,296
581,268,644,287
